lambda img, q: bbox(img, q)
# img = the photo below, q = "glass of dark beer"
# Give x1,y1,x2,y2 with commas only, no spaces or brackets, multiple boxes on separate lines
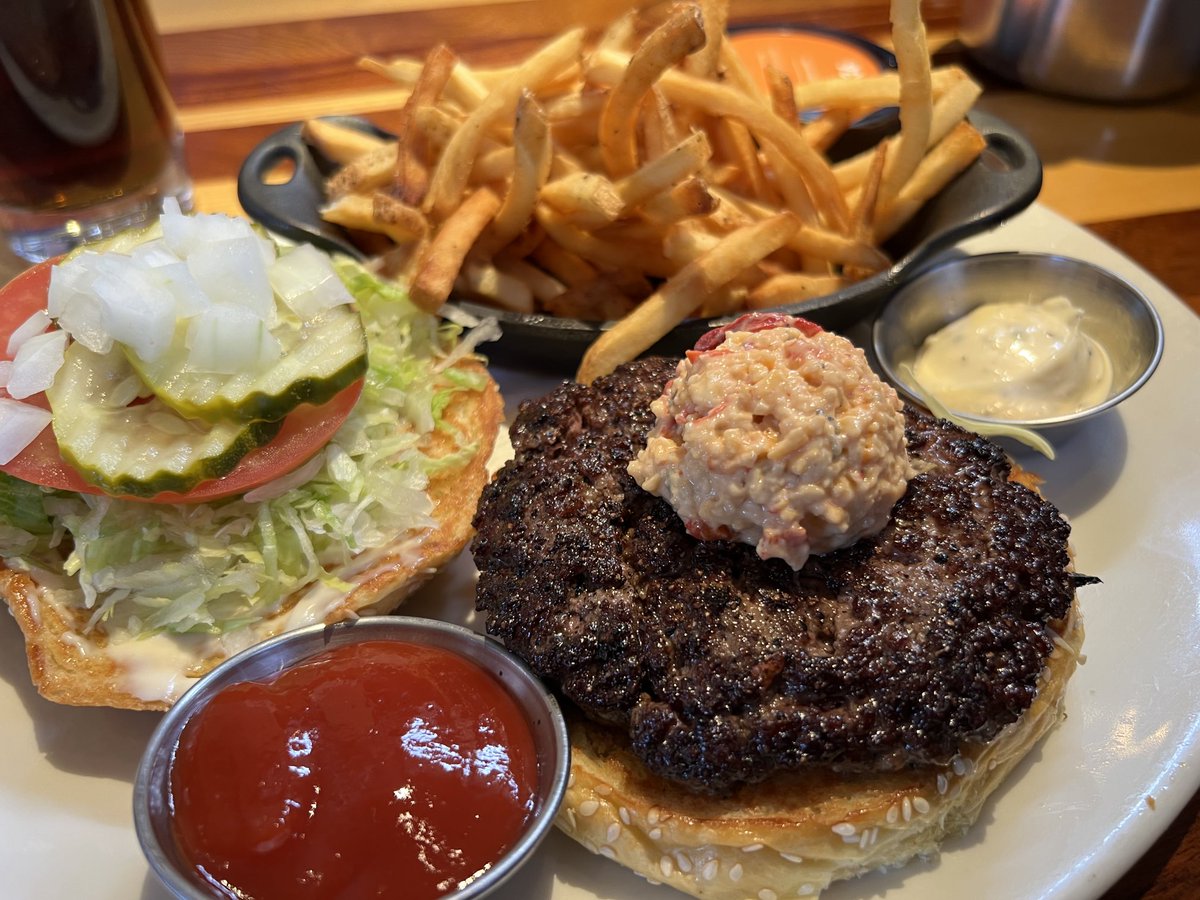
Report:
0,0,193,262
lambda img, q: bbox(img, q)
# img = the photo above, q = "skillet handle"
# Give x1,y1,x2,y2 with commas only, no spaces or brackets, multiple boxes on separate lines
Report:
236,123,366,260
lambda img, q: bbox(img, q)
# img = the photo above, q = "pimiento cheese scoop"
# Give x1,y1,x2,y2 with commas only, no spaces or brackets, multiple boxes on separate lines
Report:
629,314,912,570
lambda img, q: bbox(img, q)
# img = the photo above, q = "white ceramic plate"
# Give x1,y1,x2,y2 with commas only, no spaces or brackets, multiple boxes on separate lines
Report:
3,203,1198,900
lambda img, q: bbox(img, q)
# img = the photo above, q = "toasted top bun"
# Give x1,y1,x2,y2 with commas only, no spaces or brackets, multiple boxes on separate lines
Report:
557,600,1083,900
0,359,502,711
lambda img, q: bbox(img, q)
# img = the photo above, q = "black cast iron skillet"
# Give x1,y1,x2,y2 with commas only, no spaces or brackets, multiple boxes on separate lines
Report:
238,110,1042,371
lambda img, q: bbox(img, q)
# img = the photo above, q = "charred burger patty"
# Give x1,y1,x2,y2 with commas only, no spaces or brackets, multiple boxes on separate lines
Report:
472,357,1089,794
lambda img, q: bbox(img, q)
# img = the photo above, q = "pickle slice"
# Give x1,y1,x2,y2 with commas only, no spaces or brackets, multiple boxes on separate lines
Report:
125,303,368,424
47,342,280,499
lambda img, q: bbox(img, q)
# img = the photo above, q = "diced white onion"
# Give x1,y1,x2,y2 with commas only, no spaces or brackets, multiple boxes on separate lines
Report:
186,235,275,323
90,262,177,363
151,261,211,318
56,291,112,354
6,329,68,399
47,255,96,318
161,206,275,269
268,243,354,319
6,309,51,357
185,304,281,374
130,238,182,268
0,398,53,464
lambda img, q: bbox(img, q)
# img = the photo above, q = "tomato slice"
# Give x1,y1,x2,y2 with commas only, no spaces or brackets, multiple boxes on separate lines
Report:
0,258,363,504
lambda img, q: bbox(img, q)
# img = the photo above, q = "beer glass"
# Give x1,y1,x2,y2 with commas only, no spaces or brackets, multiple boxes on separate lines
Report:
0,0,193,262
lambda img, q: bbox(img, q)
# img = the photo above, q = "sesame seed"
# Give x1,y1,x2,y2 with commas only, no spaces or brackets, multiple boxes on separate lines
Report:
743,843,764,852
606,823,622,844
885,804,899,825
675,851,693,873
567,773,576,788
781,853,804,864
759,890,778,900
729,863,744,881
913,796,931,815
649,827,663,841
578,799,600,817
618,806,631,825
952,757,967,776
902,797,913,822
798,884,816,896
598,845,616,859
831,822,856,836
660,855,674,878
566,809,577,830
595,783,613,796
647,806,661,826
937,774,949,795
702,859,719,881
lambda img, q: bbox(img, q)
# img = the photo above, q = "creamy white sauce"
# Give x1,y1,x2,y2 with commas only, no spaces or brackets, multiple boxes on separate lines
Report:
913,296,1113,420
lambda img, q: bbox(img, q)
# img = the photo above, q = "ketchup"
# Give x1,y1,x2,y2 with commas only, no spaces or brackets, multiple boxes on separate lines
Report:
169,640,540,900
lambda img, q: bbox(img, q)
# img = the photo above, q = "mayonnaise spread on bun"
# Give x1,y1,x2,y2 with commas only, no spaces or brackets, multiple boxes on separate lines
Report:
628,314,911,570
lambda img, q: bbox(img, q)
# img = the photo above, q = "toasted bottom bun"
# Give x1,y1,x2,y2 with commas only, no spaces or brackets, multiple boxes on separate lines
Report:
1,361,503,711
556,600,1083,900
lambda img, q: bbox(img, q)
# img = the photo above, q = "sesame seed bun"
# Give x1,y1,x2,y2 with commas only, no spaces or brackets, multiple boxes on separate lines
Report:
555,598,1082,899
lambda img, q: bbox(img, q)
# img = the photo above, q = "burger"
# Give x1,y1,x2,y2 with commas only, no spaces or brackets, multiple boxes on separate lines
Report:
0,202,502,710
471,315,1093,898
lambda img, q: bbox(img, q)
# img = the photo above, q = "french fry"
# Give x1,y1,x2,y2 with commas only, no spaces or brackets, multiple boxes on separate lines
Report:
480,91,551,253
321,0,986,342
597,5,706,177
494,256,566,304
688,0,729,78
576,213,800,384
409,186,501,312
424,28,584,219
640,178,718,224
613,130,711,211
639,87,680,160
878,0,934,207
321,192,427,243
536,204,676,278
747,272,846,309
765,65,799,124
590,50,850,232
324,143,398,198
542,273,647,321
302,119,388,164
456,260,535,313
392,43,459,205
530,238,599,288
834,67,982,191
539,171,624,227
802,107,854,154
875,121,987,241
359,55,489,111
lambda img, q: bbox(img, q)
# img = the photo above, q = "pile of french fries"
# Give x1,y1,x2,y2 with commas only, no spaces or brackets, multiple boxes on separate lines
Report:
303,0,984,383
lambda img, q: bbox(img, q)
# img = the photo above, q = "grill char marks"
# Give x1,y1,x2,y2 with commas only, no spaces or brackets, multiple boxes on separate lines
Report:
471,358,1078,794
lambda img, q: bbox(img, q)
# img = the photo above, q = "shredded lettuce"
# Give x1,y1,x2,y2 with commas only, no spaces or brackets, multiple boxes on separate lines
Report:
0,260,492,639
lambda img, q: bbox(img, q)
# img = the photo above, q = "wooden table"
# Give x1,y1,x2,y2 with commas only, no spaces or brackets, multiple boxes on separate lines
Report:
10,0,1200,895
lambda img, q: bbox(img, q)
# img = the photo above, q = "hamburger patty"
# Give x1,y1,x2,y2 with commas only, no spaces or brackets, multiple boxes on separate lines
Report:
472,358,1091,794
